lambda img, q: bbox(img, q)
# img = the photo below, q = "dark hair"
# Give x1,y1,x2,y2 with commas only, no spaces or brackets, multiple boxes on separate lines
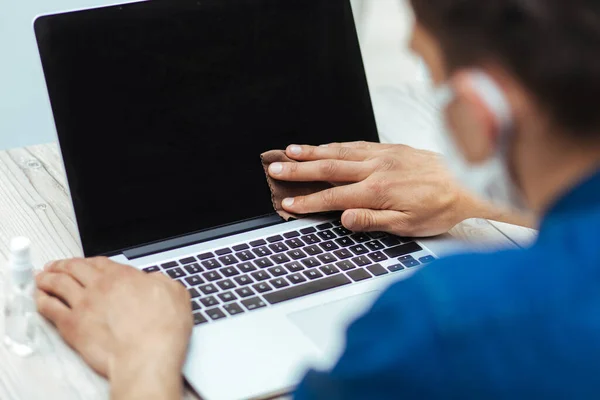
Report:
410,0,600,137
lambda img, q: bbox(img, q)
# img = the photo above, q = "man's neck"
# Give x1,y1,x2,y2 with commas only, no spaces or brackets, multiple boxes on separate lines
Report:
522,136,600,216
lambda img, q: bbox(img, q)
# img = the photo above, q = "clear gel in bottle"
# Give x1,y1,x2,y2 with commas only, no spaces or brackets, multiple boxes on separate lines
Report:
4,237,37,356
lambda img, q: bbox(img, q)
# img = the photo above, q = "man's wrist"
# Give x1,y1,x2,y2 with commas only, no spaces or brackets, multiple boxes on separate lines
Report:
458,191,536,228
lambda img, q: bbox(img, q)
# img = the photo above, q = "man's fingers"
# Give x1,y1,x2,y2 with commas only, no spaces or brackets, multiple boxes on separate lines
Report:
36,272,84,308
268,159,372,183
36,291,72,327
46,258,100,287
281,184,370,214
342,209,410,234
285,144,369,162
323,141,395,150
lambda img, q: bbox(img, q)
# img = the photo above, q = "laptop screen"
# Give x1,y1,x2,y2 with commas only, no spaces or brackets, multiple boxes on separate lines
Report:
35,0,379,257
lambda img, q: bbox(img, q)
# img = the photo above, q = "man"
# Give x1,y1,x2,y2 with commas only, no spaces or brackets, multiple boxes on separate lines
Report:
36,0,600,398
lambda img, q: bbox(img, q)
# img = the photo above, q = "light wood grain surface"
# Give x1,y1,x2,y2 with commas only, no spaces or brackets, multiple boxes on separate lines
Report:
0,87,537,400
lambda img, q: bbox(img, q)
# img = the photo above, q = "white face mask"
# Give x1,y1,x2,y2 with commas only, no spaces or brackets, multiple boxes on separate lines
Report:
433,72,528,211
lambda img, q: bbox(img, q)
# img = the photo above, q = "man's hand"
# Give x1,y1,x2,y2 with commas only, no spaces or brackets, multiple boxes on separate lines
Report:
268,141,522,237
36,257,192,399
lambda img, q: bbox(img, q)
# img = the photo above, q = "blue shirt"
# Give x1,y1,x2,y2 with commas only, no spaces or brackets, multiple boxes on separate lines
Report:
295,169,600,399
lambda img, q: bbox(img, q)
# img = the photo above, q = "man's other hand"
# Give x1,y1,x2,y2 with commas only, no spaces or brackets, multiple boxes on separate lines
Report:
268,141,483,237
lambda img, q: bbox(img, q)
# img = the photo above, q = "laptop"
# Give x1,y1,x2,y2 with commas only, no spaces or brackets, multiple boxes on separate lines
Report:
33,1,456,398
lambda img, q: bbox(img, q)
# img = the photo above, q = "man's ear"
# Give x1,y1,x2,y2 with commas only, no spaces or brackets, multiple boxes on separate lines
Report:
445,70,506,164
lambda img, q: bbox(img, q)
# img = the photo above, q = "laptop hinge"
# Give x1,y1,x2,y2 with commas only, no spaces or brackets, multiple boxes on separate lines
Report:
122,214,284,260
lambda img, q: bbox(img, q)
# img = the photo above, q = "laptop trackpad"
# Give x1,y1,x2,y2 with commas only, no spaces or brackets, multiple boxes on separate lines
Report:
287,291,381,364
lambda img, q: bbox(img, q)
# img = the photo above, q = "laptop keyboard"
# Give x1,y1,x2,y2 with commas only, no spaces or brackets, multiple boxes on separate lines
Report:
142,220,435,325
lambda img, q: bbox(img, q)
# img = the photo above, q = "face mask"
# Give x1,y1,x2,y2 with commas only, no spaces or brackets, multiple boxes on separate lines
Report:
433,72,528,211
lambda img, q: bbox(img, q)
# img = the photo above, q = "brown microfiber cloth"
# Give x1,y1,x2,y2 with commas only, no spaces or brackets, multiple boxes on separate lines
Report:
261,150,334,220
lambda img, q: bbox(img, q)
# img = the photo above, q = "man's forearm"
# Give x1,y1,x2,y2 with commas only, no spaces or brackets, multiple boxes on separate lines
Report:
462,192,537,229
109,349,184,400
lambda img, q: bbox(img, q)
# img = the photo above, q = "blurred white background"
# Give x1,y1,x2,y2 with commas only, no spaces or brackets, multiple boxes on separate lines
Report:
0,0,421,151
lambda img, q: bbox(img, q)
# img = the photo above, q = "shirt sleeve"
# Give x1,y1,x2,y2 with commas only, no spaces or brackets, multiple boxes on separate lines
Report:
293,265,453,400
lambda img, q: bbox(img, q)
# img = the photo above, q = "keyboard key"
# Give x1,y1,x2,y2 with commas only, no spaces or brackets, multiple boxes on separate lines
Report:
223,302,245,316
270,278,290,289
317,253,337,264
255,258,274,269
365,240,385,251
384,242,423,258
333,226,352,236
367,263,389,276
235,287,255,298
166,267,186,279
184,263,203,274
368,252,388,262
235,250,255,261
352,256,372,267
179,257,196,265
218,291,237,303
300,227,317,234
185,275,205,286
301,234,321,245
349,244,369,255
285,238,304,249
216,279,235,290
233,243,250,251
253,282,273,293
317,230,336,240
251,270,270,281
197,252,215,260
193,312,208,325
336,260,356,271
303,269,323,280
201,259,221,270
143,266,160,273
317,222,333,230
268,266,288,277
270,253,291,264
218,254,238,266
287,249,308,260
388,264,405,272
335,237,355,247
237,262,257,273
333,248,353,259
347,269,372,282
368,232,387,239
234,275,253,286
304,245,323,256
188,288,201,298
199,284,219,295
200,296,219,307
320,264,340,275
350,233,371,243
221,266,240,277
267,235,284,243
252,246,272,257
269,242,289,253
161,261,179,269
420,255,436,264
301,257,321,268
402,259,421,268
284,231,300,239
332,220,343,226
264,275,351,305
284,261,304,273
250,239,267,247
398,255,415,262
381,236,401,247
241,297,267,311
203,271,223,282
287,273,308,284
216,248,232,256
206,308,227,320
192,301,202,311
319,241,339,252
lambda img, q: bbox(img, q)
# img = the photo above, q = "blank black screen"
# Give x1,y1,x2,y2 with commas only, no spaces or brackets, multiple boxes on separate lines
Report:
35,0,378,256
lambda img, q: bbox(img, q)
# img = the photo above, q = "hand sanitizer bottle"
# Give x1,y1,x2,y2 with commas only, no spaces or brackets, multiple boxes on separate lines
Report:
3,237,37,356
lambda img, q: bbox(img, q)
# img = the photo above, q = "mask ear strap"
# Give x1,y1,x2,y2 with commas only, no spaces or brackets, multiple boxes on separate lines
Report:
468,71,513,133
